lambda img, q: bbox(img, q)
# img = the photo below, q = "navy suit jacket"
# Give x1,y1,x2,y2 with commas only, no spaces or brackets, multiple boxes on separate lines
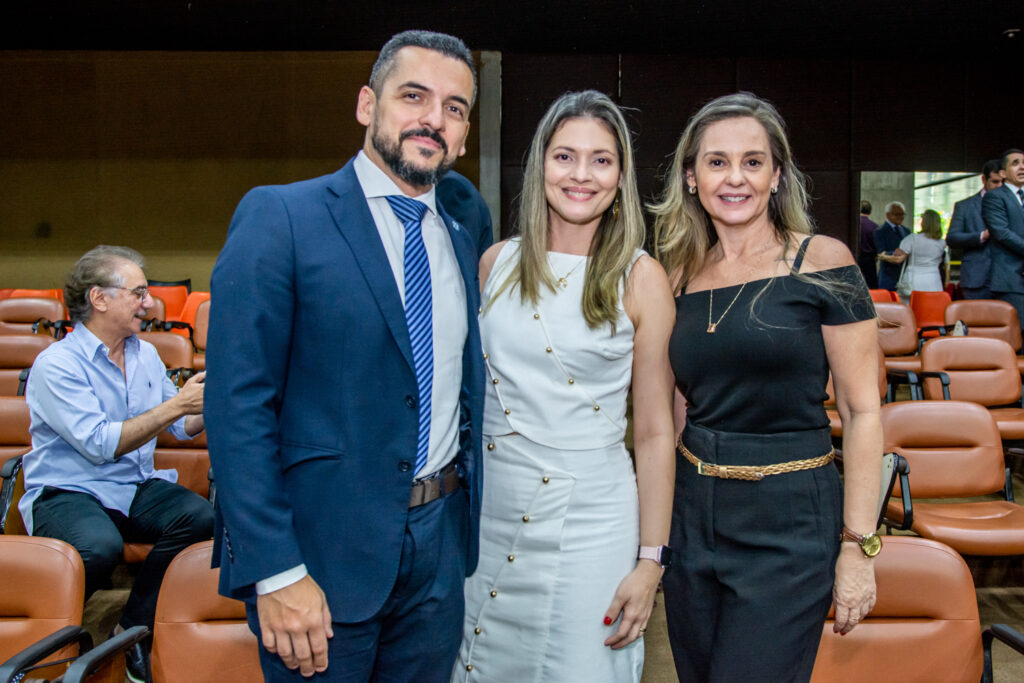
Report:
204,158,485,622
874,221,910,290
983,184,1024,294
436,170,494,259
946,192,991,289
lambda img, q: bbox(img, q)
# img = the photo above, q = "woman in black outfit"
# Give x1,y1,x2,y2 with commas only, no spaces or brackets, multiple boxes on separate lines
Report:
650,92,882,682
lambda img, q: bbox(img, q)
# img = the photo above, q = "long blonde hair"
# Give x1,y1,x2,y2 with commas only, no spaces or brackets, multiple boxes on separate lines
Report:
650,92,814,288
491,90,645,330
920,209,943,240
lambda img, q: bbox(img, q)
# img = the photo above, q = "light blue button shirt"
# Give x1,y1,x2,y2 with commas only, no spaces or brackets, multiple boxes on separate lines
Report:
19,324,187,533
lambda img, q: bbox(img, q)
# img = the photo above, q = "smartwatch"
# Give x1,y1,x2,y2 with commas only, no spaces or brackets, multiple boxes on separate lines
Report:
638,545,673,569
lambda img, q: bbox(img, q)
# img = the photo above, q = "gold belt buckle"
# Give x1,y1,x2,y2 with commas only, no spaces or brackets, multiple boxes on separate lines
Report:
697,461,709,476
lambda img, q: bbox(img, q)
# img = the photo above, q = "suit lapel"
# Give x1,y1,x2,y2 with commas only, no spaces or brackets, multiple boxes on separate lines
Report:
325,162,415,373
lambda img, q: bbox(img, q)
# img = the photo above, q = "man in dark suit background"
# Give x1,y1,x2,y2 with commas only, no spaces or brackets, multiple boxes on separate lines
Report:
947,159,1003,299
857,199,878,288
437,169,493,258
983,148,1024,330
874,201,911,291
205,30,485,681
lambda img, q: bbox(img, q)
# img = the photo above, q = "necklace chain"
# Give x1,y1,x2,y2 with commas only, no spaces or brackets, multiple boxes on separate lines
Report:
554,257,584,289
706,281,748,334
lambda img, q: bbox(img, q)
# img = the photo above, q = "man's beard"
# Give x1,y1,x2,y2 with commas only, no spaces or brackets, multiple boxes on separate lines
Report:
372,126,455,189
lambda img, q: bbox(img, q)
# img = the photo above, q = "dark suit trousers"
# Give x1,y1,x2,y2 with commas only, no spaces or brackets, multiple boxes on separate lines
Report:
32,479,215,629
857,253,878,289
663,424,841,683
252,487,469,683
961,285,992,300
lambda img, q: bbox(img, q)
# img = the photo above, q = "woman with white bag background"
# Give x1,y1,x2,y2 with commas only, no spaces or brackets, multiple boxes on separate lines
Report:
888,208,947,303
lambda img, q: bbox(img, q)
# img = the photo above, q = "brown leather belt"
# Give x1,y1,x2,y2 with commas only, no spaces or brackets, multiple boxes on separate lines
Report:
678,441,834,481
409,461,460,508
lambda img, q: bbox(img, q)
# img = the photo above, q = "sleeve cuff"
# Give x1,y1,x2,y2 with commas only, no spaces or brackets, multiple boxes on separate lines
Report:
167,415,190,441
103,420,124,462
256,564,308,595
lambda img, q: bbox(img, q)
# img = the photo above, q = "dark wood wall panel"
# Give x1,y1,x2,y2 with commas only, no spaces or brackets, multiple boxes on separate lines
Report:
964,69,1022,172
851,60,966,171
804,170,852,241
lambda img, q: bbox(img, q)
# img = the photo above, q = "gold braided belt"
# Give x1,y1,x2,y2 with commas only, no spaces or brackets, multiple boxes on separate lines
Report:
677,439,834,482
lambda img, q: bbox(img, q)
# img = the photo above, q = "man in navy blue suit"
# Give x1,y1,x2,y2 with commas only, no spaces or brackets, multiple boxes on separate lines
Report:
436,170,493,258
947,159,1003,299
874,201,911,292
984,148,1024,331
205,30,485,681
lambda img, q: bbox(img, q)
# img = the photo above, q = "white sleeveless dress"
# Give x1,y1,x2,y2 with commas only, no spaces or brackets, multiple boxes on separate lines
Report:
453,240,644,682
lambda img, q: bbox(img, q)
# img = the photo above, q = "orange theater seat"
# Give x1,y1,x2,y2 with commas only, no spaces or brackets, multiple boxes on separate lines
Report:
192,299,210,371
138,331,194,371
0,396,31,467
0,535,87,678
909,290,951,338
0,335,55,396
0,297,67,336
154,429,210,499
151,540,261,683
9,288,64,304
811,536,983,682
917,336,1024,441
147,282,190,321
881,400,1024,556
868,289,898,303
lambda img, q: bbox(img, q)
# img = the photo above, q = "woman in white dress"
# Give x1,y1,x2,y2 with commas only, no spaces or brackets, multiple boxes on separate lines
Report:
890,209,947,303
453,91,675,682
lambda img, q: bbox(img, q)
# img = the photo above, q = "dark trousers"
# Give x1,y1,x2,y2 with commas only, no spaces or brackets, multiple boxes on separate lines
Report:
995,291,1024,333
960,285,992,300
251,487,469,683
857,253,878,289
32,479,215,629
663,423,841,683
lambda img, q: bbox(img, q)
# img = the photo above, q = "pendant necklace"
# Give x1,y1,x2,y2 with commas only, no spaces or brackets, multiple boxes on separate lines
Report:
554,257,585,289
706,281,748,333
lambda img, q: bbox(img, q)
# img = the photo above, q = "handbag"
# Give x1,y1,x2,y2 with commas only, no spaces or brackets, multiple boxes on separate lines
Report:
895,235,915,298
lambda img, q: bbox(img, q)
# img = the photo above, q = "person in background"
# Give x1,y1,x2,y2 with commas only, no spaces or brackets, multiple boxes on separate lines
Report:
983,148,1024,332
874,201,910,292
437,169,494,258
946,159,1002,300
21,245,213,683
857,200,878,288
652,92,881,682
891,209,947,303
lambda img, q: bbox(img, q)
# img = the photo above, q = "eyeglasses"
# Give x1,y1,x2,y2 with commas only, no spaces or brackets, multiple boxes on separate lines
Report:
110,285,151,302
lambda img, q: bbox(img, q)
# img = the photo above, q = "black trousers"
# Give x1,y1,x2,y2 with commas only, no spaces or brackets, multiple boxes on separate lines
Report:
32,478,214,629
663,423,841,683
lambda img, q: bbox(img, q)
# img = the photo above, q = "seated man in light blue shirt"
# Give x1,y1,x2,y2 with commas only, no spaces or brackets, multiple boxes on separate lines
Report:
20,245,213,683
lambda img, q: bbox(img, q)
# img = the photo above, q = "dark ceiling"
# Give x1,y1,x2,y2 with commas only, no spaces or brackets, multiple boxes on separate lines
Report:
4,1,1022,56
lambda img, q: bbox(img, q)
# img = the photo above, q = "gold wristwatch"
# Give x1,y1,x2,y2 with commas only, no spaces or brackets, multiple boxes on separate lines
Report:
841,526,882,557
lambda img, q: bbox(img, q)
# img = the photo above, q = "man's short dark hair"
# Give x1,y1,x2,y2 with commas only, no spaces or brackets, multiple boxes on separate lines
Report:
860,200,872,215
369,30,477,106
983,159,1002,178
65,245,145,324
1000,148,1024,170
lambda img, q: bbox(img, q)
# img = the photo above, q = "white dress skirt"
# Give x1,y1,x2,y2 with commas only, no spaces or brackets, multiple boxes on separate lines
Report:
453,241,644,682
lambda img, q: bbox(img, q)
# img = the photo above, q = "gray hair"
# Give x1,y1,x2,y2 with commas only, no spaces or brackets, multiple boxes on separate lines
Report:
65,245,145,324
369,30,477,106
884,201,906,215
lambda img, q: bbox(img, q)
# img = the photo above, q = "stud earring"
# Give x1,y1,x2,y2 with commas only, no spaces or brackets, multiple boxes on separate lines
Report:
770,186,778,194
688,186,697,195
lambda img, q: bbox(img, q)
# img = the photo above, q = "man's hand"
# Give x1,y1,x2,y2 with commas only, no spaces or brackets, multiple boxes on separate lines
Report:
174,371,205,415
981,229,990,243
256,575,334,677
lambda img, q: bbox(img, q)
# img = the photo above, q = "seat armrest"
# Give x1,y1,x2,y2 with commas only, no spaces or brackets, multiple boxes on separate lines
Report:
983,624,1024,683
0,625,93,683
0,455,23,532
62,626,149,683
915,370,951,400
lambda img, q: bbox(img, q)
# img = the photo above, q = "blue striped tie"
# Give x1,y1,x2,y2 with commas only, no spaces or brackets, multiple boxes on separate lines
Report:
386,195,433,474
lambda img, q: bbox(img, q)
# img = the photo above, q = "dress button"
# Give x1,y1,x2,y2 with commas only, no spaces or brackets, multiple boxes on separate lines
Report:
545,347,552,353
594,405,600,411
508,554,515,562
487,443,495,451
492,378,499,384
504,408,511,415
568,378,575,385
398,461,412,472
474,627,482,634
404,395,416,408
542,476,550,484
490,590,498,597
466,664,474,671
533,313,540,320
522,514,530,522
483,352,489,360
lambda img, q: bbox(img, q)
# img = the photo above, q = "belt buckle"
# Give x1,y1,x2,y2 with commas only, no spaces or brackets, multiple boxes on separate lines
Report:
697,461,709,476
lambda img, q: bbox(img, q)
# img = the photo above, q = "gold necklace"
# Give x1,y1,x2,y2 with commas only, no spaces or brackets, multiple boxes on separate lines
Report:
706,281,748,333
554,257,585,288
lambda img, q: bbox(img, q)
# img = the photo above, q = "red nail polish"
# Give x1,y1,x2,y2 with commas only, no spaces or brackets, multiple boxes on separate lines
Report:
603,616,613,625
